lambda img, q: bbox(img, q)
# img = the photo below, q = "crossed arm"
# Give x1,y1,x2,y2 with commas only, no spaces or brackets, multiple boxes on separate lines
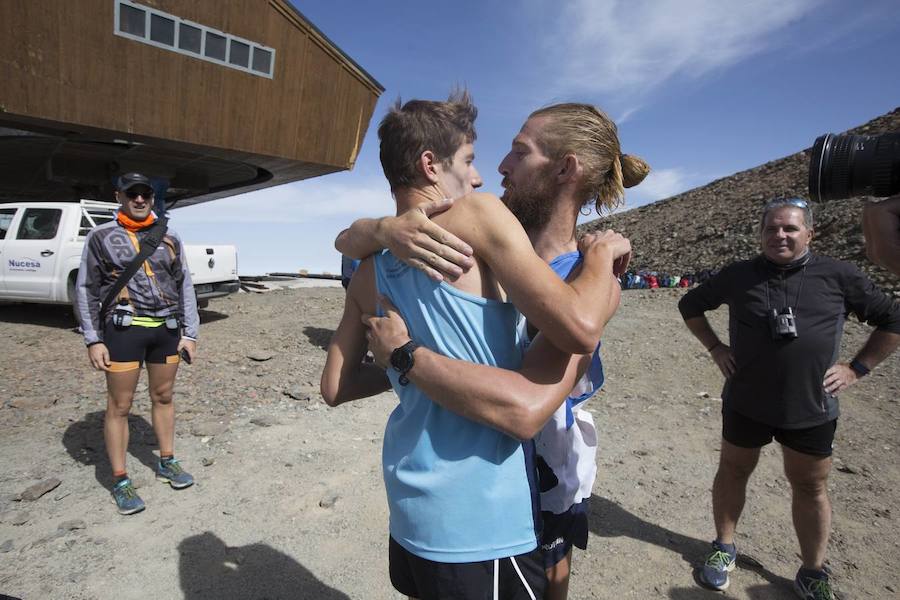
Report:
363,298,592,440
337,193,628,354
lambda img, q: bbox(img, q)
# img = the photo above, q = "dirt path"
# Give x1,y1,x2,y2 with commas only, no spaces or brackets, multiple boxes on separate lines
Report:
1,288,897,599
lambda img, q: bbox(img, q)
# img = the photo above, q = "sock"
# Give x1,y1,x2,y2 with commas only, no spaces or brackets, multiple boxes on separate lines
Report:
798,567,828,580
160,455,174,465
715,540,736,554
113,472,128,484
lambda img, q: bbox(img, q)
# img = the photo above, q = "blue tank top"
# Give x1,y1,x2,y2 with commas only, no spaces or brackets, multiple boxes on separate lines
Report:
374,250,540,563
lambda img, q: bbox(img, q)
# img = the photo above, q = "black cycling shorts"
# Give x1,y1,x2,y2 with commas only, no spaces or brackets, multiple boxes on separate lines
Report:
102,321,181,372
722,406,837,457
389,536,546,600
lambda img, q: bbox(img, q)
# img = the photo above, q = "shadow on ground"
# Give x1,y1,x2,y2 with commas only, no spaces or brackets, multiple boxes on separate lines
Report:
198,308,229,324
179,532,349,599
303,326,334,351
590,495,794,598
62,411,159,490
0,303,79,330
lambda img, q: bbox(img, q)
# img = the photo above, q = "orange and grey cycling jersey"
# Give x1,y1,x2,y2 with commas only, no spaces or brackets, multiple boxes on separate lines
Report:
75,218,199,346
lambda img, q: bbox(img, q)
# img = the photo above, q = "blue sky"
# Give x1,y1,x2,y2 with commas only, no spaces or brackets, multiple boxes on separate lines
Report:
172,0,900,276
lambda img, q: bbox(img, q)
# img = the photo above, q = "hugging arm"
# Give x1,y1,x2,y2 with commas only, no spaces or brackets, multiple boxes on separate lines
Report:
320,260,391,406
450,194,629,354
363,299,590,440
334,198,474,282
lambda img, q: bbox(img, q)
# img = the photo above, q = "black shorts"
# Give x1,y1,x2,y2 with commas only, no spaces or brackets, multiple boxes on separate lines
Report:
103,321,181,372
540,499,589,569
722,406,837,457
389,536,546,600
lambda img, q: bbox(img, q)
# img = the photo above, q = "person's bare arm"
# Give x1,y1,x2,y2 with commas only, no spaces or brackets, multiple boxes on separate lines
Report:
362,299,590,440
444,193,629,354
824,329,900,394
320,260,391,406
863,196,900,276
683,316,735,378
334,198,474,281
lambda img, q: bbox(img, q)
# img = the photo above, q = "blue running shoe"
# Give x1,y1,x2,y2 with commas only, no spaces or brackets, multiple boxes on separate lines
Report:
699,540,736,590
156,458,194,489
112,478,145,515
794,568,834,600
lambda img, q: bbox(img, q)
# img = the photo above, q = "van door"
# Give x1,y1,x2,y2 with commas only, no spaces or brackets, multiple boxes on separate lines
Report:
0,207,20,293
3,207,64,298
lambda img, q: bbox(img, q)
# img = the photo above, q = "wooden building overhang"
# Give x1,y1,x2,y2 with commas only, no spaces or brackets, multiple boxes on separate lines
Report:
0,0,384,207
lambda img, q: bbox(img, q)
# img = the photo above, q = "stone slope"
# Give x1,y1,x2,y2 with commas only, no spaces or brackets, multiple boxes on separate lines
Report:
583,107,900,292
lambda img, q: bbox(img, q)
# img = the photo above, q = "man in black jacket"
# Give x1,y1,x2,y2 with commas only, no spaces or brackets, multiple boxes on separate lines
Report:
678,198,900,600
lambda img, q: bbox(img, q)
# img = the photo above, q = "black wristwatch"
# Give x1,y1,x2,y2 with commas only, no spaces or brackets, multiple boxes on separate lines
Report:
390,340,418,386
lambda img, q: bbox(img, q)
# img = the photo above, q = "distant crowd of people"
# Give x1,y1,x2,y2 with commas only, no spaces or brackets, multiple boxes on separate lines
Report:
617,268,716,290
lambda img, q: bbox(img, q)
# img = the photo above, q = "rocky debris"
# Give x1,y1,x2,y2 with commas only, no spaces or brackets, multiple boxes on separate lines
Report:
583,107,900,295
250,415,278,427
19,478,61,501
57,519,86,531
319,492,340,509
9,397,57,410
201,457,215,467
284,386,313,401
190,420,229,437
1,510,30,526
246,351,274,362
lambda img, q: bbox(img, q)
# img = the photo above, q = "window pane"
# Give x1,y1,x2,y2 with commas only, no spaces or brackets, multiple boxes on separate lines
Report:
0,209,16,240
229,40,250,67
204,32,226,60
252,47,272,74
150,14,175,46
119,4,146,37
178,23,201,53
17,209,61,240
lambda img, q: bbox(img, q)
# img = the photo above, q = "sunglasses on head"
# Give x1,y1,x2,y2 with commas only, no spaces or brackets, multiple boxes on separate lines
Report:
764,197,808,210
125,189,154,200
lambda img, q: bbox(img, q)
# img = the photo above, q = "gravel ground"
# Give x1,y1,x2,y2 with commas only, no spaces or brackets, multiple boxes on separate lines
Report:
0,287,897,599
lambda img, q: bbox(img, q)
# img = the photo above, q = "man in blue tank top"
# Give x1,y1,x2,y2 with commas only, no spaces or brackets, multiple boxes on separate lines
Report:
321,92,631,599
339,103,649,600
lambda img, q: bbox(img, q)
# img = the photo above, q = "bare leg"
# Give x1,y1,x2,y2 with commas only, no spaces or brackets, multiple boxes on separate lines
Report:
712,440,761,544
104,368,141,475
544,548,572,600
147,362,179,458
782,445,832,570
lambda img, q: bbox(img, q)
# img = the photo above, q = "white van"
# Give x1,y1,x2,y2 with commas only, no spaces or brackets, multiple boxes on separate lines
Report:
0,200,239,307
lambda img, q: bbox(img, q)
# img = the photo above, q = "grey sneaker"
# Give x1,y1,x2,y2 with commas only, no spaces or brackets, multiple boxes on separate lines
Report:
794,568,834,600
698,540,736,590
112,478,145,515
156,458,194,489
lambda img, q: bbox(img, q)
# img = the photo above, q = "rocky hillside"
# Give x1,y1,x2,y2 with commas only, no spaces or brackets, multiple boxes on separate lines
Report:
583,108,900,293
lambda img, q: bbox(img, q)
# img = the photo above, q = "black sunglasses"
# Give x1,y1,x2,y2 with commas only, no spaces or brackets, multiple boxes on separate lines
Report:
125,189,154,200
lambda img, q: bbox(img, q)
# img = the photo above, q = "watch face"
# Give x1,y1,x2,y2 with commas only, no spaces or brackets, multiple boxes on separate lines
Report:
391,346,413,372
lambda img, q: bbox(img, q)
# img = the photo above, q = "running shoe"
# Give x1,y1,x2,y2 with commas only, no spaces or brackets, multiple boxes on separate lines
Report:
794,568,834,600
112,478,145,515
156,458,194,489
698,540,736,591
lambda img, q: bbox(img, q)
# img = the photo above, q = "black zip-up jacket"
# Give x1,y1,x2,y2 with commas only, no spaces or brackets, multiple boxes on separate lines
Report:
679,253,900,429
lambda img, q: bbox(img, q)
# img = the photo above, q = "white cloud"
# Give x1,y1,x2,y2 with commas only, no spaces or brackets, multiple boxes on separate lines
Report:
544,0,821,100
172,175,394,225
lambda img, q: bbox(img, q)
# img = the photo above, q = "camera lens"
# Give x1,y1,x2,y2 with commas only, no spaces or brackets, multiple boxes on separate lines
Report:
809,133,900,201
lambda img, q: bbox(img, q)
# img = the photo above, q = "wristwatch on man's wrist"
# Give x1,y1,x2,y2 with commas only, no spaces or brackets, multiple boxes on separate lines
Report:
390,340,418,386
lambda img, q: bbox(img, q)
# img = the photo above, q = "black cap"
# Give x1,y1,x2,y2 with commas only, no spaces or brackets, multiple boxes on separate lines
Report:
116,172,152,191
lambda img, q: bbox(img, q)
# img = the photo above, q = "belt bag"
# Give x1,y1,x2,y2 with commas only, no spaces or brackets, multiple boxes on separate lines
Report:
100,216,170,315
